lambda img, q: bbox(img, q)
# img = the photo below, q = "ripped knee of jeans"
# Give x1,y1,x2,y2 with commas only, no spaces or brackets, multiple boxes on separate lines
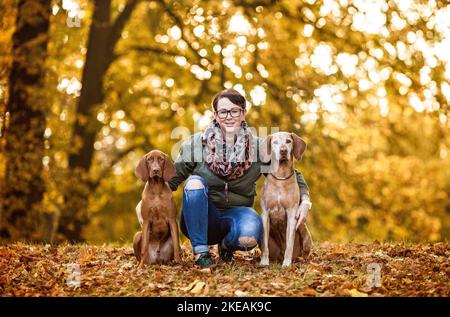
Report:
184,179,205,190
238,236,257,249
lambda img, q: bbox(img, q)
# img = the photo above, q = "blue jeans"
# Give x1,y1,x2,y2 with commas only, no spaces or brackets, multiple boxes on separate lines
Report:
180,175,263,254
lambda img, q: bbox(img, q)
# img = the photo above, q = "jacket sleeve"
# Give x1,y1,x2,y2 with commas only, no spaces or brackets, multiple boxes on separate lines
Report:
167,137,197,191
295,169,310,201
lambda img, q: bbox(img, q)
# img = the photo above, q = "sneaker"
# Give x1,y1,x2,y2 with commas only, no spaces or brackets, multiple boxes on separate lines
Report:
195,252,214,268
218,244,234,263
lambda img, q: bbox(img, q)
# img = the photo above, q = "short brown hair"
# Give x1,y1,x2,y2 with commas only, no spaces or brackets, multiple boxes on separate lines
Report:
212,88,246,111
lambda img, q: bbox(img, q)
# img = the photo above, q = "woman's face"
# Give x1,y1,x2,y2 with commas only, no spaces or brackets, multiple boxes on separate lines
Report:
214,97,246,135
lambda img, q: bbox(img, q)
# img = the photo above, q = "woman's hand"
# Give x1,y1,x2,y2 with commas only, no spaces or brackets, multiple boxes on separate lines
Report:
295,196,312,230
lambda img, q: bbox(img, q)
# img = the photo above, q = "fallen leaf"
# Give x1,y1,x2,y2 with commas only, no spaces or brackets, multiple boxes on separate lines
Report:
181,279,199,292
303,288,317,296
202,283,210,296
190,281,206,295
309,261,321,268
349,289,368,297
402,278,413,284
234,290,248,297
78,248,95,265
336,288,351,296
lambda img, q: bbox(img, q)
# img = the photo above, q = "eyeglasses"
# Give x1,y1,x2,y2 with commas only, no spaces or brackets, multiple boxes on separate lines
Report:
216,108,242,119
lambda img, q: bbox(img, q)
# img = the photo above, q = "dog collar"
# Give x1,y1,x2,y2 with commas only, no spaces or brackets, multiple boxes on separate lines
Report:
269,170,295,180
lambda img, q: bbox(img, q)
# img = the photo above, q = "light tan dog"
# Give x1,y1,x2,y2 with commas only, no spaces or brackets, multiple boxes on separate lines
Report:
134,150,181,268
259,132,313,267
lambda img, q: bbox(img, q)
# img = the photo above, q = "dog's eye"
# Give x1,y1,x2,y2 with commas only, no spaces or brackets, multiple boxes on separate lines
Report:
273,140,278,144
286,139,292,144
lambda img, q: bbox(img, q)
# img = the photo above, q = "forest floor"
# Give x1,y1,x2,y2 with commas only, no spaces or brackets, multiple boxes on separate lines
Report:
0,241,448,297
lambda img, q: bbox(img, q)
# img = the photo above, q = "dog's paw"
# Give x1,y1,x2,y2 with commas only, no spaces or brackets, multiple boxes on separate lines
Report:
282,259,292,267
259,258,270,267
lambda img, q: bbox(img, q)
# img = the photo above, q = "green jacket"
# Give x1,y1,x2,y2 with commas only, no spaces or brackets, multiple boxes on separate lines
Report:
168,132,310,209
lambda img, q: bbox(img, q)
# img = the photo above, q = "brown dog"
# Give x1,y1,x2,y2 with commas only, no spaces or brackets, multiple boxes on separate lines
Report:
134,149,181,268
259,132,313,267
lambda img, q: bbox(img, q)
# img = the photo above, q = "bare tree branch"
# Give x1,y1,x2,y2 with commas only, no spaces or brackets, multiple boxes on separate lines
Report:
127,45,181,57
234,0,280,9
105,0,140,67
155,0,214,66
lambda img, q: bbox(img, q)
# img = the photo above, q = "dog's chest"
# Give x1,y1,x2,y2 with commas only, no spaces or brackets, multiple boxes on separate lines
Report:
261,178,299,229
269,207,287,227
262,180,299,211
143,189,173,240
147,208,170,239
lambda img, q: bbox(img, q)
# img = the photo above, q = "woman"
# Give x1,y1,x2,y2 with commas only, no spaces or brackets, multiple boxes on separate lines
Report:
168,89,311,268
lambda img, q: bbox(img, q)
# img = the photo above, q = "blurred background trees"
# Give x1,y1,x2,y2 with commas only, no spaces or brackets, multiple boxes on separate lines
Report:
0,0,449,243
1,0,51,241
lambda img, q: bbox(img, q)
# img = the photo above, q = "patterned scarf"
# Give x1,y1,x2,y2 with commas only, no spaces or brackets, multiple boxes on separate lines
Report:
202,119,255,181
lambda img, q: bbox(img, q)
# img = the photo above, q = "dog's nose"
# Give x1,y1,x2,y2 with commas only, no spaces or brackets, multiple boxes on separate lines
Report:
280,149,288,156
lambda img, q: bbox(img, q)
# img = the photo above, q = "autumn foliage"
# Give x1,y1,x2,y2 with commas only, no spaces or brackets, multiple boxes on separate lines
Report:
0,1,449,245
0,242,448,296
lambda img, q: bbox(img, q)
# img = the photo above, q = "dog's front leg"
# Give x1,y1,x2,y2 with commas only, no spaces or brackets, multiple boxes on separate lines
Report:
135,201,143,227
283,208,297,267
260,203,270,267
139,220,150,269
299,223,313,257
168,218,181,264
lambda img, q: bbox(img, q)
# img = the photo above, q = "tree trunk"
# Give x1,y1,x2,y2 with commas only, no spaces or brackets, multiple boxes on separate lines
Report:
56,0,139,242
0,0,51,241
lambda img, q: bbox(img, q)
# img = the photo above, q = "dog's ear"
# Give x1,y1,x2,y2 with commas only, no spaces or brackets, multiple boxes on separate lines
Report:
135,155,149,182
259,135,272,163
162,154,176,182
291,133,307,161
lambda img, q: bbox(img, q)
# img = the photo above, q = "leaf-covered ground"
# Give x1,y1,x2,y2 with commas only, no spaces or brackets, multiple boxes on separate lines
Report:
0,241,448,297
